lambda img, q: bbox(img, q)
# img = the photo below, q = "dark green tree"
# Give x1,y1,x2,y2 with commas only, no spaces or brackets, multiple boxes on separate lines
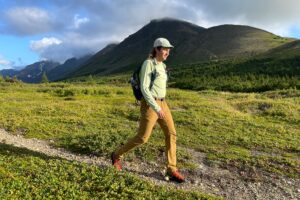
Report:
41,72,49,83
87,74,96,84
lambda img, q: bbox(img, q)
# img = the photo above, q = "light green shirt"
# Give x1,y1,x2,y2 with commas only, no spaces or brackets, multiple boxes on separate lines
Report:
140,58,168,113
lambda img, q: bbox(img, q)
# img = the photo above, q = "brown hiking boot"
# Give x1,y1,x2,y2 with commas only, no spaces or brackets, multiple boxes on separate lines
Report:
111,152,122,171
167,170,185,183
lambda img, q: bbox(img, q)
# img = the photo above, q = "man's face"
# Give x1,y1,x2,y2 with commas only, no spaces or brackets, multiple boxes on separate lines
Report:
156,47,170,61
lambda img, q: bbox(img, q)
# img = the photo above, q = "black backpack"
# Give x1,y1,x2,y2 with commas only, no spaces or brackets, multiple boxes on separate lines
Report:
130,64,156,101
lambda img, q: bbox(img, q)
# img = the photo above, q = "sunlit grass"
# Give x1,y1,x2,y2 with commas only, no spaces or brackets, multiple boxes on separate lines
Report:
0,82,299,178
0,143,215,199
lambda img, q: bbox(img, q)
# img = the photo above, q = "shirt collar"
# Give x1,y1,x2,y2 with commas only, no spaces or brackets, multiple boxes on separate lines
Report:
153,58,166,70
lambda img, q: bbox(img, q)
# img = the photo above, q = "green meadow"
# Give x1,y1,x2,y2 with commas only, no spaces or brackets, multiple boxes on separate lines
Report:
0,79,299,198
0,143,214,199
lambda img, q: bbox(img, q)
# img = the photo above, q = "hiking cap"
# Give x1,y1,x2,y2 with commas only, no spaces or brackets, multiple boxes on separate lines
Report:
153,38,174,48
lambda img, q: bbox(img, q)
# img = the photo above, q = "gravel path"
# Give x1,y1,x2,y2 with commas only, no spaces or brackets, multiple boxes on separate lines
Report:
1,128,299,200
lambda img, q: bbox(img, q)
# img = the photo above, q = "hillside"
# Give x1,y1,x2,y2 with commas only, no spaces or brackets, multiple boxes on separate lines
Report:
170,57,300,92
194,25,292,58
262,40,300,58
69,18,294,78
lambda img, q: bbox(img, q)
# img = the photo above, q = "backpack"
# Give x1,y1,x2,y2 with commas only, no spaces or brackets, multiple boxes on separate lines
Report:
130,64,156,101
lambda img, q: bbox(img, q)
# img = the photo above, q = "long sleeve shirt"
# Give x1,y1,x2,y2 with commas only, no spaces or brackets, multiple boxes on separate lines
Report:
139,58,168,113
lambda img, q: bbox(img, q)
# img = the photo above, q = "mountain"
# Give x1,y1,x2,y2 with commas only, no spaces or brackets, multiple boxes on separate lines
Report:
17,61,60,83
0,69,19,77
70,18,206,76
47,54,93,81
69,18,295,78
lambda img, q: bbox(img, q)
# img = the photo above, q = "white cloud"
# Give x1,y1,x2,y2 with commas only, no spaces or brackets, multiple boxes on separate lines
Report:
29,33,114,63
0,55,13,69
0,58,10,66
30,37,63,53
4,7,53,35
73,14,90,29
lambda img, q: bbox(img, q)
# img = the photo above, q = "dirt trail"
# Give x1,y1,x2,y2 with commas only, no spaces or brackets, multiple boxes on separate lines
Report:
0,128,299,200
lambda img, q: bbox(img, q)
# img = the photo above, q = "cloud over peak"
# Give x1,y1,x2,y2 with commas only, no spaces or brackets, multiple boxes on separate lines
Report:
30,37,63,52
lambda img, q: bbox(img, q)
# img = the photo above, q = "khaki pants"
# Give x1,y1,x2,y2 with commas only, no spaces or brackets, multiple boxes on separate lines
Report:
114,99,177,172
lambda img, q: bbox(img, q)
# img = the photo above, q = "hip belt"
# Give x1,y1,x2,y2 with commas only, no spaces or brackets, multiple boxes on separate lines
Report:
153,97,165,101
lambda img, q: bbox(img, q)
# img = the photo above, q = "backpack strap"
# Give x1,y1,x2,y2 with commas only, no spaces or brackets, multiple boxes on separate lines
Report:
138,59,156,90
149,68,156,89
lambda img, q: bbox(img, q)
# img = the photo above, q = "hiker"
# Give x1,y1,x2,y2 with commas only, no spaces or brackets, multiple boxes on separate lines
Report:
111,38,185,183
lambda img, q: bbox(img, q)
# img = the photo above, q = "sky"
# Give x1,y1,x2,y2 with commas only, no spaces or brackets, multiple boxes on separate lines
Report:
1,0,300,70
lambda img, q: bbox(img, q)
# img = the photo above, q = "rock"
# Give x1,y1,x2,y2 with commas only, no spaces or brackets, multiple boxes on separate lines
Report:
164,176,169,181
191,179,199,185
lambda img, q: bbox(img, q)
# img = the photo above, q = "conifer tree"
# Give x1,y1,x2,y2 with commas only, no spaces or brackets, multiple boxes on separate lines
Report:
41,72,49,83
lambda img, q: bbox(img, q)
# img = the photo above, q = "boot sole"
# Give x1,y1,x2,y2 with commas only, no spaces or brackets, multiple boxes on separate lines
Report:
164,175,185,183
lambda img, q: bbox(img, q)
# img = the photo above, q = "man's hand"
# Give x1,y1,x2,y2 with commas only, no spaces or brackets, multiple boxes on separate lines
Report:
157,109,166,119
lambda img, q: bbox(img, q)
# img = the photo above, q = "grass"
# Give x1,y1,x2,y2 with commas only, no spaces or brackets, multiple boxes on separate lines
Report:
0,143,215,199
0,82,299,180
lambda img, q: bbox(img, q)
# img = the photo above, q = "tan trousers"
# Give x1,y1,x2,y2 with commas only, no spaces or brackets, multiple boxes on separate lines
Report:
114,99,177,172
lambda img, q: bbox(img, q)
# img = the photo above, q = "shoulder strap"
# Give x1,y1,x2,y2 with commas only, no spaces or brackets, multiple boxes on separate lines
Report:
150,67,156,89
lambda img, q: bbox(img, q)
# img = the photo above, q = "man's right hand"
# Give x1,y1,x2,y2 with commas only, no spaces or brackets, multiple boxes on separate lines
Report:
157,109,166,119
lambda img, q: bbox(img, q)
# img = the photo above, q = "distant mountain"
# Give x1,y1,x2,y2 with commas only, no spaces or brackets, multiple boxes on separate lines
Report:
69,18,295,78
1,54,94,83
17,61,59,83
47,54,93,81
0,69,19,77
69,43,119,77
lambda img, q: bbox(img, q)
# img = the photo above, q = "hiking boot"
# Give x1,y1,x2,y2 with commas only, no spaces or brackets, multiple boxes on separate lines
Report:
111,152,122,171
167,170,185,183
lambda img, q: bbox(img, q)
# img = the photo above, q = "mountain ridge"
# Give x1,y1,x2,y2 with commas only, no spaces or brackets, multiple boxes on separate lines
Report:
69,18,296,78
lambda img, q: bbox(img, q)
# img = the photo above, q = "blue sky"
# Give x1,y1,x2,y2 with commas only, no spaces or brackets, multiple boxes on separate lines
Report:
1,0,300,70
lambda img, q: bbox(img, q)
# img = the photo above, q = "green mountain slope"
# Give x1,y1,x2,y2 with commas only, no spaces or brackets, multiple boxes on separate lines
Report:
262,40,300,58
70,18,293,78
70,18,205,76
170,57,300,92
195,25,292,58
